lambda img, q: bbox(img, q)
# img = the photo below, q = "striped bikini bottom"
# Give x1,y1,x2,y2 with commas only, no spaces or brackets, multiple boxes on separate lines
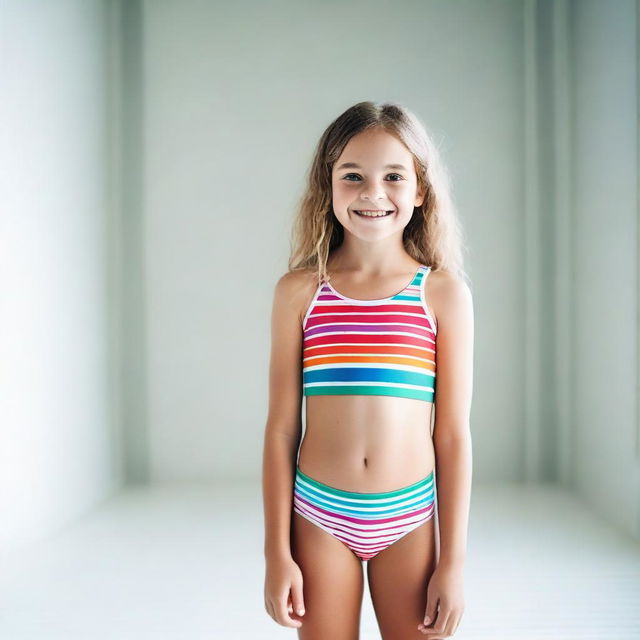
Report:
292,466,436,562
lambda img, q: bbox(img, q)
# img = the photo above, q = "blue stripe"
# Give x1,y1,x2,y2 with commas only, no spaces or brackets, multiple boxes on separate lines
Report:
303,367,434,386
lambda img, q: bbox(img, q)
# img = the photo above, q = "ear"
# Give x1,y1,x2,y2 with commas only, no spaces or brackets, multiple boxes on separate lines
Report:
414,185,426,208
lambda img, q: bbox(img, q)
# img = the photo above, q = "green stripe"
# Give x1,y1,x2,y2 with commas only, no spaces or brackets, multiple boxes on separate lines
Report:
305,385,434,401
296,466,434,500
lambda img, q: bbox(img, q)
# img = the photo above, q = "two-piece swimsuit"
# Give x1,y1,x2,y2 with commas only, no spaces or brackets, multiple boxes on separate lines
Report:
292,263,438,561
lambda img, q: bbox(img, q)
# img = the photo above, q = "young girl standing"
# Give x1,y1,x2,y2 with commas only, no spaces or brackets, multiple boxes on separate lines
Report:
262,101,473,639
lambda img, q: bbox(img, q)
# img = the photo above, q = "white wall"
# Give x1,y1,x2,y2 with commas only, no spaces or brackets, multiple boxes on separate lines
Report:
2,0,637,549
528,0,640,540
570,0,640,538
0,0,123,549
141,0,640,539
141,0,526,484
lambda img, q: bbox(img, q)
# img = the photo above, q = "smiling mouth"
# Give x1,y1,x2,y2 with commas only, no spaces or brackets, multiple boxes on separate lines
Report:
353,210,395,218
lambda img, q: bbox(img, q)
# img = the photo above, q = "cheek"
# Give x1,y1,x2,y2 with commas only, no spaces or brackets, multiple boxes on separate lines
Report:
332,182,352,201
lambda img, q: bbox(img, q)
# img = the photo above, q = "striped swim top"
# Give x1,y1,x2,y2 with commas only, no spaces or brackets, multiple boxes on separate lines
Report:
302,264,437,403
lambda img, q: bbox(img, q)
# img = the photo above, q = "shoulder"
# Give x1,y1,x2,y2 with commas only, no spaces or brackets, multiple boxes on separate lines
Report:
274,268,319,297
273,268,322,325
427,268,473,325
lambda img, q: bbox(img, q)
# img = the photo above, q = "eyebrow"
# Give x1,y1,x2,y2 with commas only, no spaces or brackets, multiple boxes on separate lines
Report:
335,162,410,172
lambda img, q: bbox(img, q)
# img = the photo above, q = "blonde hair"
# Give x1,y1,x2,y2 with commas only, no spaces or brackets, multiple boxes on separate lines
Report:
288,101,469,287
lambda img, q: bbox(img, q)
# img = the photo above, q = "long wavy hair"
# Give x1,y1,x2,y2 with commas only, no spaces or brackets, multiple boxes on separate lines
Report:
288,101,469,287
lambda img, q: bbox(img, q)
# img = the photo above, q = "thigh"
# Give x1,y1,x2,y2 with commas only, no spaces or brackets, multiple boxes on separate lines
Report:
366,514,438,640
291,510,364,640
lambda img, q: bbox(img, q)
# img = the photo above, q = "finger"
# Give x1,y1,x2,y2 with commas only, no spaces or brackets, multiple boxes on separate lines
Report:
290,584,305,618
269,599,279,624
438,609,453,637
422,597,439,627
448,612,461,635
277,595,302,628
434,609,450,636
423,606,449,637
285,594,300,622
418,622,444,635
418,621,447,636
266,599,275,622
418,603,438,634
444,612,456,636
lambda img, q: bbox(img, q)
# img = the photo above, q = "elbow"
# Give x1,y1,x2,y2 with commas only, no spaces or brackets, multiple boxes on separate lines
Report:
433,421,472,449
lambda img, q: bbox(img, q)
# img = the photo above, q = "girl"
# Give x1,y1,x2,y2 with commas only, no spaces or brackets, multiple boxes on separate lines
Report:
262,101,473,639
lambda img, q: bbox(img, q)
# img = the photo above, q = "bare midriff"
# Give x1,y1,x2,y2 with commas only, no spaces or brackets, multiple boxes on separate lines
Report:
297,394,435,493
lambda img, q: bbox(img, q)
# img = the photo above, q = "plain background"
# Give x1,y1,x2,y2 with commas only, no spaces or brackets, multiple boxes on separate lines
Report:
1,0,639,552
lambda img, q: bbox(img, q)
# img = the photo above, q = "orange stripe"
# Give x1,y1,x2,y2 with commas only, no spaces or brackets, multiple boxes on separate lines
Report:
304,355,435,371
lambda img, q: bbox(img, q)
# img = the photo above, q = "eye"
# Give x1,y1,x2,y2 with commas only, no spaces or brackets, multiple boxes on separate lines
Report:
342,173,405,182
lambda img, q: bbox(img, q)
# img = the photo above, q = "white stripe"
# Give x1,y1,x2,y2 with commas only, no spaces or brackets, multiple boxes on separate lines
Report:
304,331,436,349
302,279,326,329
304,341,434,350
303,340,436,351
306,319,433,330
293,504,421,549
293,500,432,534
309,308,429,317
304,330,434,343
296,487,436,511
303,353,435,364
303,380,435,392
321,295,422,306
294,500,435,549
293,499,434,539
419,266,438,336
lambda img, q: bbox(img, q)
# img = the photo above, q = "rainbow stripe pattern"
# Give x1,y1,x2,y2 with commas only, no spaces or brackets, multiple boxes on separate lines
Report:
293,465,436,561
302,264,437,402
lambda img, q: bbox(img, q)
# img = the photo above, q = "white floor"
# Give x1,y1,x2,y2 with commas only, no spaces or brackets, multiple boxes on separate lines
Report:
1,480,639,640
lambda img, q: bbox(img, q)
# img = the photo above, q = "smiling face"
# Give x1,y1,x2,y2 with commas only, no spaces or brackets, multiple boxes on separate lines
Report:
331,127,425,242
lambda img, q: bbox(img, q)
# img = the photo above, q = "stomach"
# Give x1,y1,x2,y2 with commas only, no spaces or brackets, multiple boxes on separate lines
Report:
297,394,436,492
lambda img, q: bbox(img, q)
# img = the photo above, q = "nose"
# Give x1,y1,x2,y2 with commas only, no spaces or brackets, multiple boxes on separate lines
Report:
360,183,386,201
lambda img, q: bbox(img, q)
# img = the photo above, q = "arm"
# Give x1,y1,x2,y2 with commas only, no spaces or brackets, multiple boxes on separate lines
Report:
432,273,474,569
262,272,306,560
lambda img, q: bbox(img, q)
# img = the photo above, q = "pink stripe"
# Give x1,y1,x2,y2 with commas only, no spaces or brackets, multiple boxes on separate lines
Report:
295,504,433,545
294,492,434,527
293,502,435,560
307,324,432,337
293,499,432,543
313,301,428,313
304,333,433,348
293,501,433,548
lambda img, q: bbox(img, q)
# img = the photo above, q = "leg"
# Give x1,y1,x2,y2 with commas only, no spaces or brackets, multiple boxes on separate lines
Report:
366,511,438,640
291,510,364,640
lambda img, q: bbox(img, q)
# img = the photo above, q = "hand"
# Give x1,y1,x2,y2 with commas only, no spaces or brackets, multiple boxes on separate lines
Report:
264,555,306,629
417,563,465,637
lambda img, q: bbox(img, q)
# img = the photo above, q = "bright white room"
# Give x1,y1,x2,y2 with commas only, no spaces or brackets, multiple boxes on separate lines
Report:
1,1,639,639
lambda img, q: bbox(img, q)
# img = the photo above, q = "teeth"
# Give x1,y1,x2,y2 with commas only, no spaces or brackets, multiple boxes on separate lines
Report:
355,210,392,217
